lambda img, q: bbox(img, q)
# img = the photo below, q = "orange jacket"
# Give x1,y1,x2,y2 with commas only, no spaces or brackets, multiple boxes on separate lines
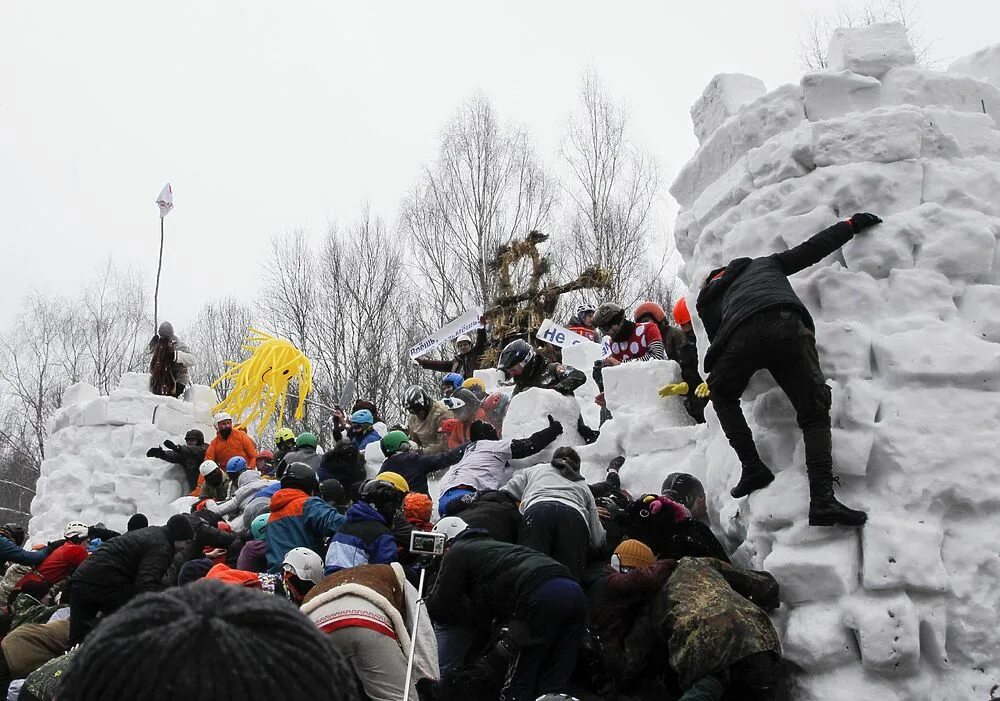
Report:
193,430,257,493
439,418,472,450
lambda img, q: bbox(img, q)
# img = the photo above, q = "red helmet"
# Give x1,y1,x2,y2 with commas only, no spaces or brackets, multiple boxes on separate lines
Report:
633,301,666,324
673,298,691,326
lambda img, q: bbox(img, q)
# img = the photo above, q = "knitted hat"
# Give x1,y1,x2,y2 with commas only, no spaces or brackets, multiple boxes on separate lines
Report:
126,513,148,531
551,446,584,482
164,514,195,543
614,539,655,570
59,581,362,701
404,493,433,523
469,420,498,442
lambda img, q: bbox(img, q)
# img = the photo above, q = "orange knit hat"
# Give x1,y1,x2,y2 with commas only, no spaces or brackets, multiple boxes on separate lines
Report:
613,539,655,570
403,492,433,522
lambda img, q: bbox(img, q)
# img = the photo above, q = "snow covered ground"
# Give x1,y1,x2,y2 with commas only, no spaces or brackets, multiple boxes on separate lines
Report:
26,22,1000,700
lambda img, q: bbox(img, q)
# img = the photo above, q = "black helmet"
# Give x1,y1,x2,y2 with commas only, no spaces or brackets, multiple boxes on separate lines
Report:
403,385,430,412
593,302,626,331
281,462,319,495
451,388,480,411
184,429,205,443
660,472,705,510
359,479,405,521
497,339,535,377
319,478,347,508
469,420,499,442
0,523,26,546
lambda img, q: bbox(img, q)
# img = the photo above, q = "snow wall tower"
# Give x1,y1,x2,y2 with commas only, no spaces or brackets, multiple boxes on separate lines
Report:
670,23,1000,700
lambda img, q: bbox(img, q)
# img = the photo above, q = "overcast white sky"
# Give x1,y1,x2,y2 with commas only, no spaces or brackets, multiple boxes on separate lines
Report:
1,1,996,329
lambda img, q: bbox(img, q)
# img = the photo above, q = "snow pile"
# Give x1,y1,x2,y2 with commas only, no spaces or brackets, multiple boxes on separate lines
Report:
28,374,217,541
670,22,1000,700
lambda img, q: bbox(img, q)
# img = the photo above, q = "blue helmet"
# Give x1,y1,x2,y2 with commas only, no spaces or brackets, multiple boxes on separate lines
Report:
350,409,374,425
442,373,464,391
226,456,248,474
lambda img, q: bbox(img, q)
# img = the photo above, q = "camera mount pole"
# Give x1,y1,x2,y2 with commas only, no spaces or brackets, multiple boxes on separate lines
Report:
402,566,426,701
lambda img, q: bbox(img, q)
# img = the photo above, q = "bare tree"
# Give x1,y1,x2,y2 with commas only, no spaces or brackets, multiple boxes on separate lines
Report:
183,297,258,398
79,260,150,394
559,71,661,309
401,93,558,325
262,229,318,355
800,0,933,70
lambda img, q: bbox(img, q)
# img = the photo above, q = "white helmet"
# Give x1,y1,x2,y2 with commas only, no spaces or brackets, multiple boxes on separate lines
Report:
576,303,596,319
441,397,466,411
433,516,469,542
455,334,473,346
214,412,233,425
64,521,89,540
281,547,324,584
199,460,220,477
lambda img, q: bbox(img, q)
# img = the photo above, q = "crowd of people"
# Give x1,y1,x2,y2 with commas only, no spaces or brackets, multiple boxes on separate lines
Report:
0,214,881,700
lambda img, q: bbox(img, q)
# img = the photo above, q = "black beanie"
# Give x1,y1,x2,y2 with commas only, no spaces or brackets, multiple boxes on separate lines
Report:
59,581,362,701
127,513,148,531
164,514,195,543
551,446,584,482
469,420,499,442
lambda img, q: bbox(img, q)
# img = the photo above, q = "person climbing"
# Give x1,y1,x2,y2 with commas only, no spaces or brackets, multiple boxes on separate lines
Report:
196,460,229,501
403,385,454,454
441,373,464,399
265,462,346,572
323,475,408,574
146,321,196,398
567,303,599,342
634,300,708,424
626,494,728,563
497,339,586,397
200,413,257,492
436,417,563,517
501,446,605,580
415,327,488,379
348,409,382,451
438,388,481,449
378,430,465,496
661,472,709,524
276,431,322,476
697,213,882,527
272,427,297,474
594,302,666,366
12,523,91,603
145,429,208,492
67,514,195,646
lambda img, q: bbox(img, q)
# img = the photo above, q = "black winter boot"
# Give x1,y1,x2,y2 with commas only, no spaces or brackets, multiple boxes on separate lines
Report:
808,470,867,527
577,415,600,444
729,462,775,498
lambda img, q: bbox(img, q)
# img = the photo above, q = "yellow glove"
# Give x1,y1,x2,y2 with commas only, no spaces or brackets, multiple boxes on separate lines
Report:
695,382,710,399
658,382,688,398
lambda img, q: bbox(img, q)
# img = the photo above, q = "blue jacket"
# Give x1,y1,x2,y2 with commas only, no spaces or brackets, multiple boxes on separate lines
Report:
0,536,47,569
380,445,466,495
352,429,382,451
266,488,346,573
323,502,397,575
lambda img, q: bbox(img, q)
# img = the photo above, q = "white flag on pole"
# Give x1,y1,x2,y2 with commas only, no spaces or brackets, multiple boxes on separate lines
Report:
155,183,174,219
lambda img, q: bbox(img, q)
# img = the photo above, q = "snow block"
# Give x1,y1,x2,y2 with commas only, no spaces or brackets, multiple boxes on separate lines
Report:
948,42,1000,87
747,467,808,528
62,382,101,407
827,22,915,79
152,402,198,438
812,265,885,323
751,387,797,429
76,397,110,427
873,325,1000,388
186,384,219,407
747,123,814,189
802,71,882,122
783,601,857,671
831,427,874,476
505,388,587,468
921,108,1000,160
114,474,157,503
842,214,916,278
602,359,687,425
884,268,956,321
691,155,754,228
117,372,151,392
737,83,807,154
89,471,117,495
922,157,1000,219
881,66,1000,115
812,107,924,167
861,517,949,592
130,424,174,459
844,591,920,674
958,284,1000,342
763,535,860,603
672,209,700,263
910,204,998,281
814,320,872,379
691,73,766,145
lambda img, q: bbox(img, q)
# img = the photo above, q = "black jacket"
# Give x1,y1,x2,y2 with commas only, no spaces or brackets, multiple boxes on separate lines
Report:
417,328,488,379
70,526,177,593
513,356,586,396
380,445,467,495
450,490,522,543
426,530,571,625
319,443,367,495
697,220,854,372
157,443,208,491
164,512,236,585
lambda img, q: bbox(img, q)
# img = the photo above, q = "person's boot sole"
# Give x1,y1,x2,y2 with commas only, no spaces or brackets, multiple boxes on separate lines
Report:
729,469,775,498
808,512,868,527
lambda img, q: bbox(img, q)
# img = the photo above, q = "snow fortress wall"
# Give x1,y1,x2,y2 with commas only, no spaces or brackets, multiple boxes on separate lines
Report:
672,24,1000,701
28,373,218,540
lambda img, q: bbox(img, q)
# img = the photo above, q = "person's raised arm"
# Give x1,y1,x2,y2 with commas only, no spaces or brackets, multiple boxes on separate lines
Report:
774,214,880,276
510,415,563,459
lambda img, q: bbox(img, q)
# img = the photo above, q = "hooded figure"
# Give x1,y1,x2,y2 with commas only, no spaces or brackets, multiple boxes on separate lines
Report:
501,447,605,579
147,321,196,398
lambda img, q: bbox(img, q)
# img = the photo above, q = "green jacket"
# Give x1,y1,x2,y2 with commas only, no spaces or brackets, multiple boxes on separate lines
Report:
10,594,60,631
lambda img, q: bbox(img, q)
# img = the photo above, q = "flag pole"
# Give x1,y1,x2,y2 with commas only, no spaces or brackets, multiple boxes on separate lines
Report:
154,215,165,330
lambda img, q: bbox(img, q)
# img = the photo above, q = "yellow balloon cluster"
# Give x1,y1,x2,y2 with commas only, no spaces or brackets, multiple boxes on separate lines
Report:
211,328,313,433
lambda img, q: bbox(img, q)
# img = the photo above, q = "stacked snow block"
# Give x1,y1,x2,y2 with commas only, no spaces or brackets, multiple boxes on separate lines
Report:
671,22,1000,701
28,373,217,542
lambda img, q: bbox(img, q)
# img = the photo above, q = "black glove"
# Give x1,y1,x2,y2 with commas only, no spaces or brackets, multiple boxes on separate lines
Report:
163,440,179,451
547,414,563,436
146,447,165,459
46,539,65,552
849,212,882,233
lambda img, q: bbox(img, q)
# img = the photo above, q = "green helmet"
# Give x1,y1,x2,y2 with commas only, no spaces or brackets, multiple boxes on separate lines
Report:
251,513,269,541
379,430,411,458
295,432,318,448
